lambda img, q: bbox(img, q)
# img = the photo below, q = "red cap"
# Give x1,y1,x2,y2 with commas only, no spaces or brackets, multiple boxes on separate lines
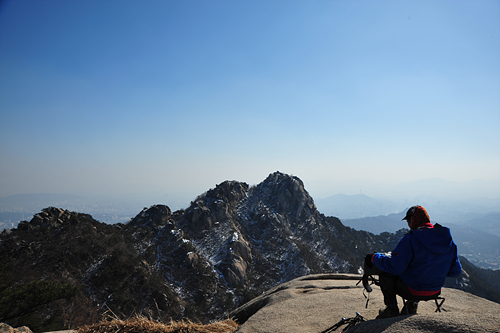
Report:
403,205,431,229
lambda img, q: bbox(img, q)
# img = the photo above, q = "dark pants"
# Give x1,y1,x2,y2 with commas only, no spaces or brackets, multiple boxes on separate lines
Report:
364,262,439,310
379,272,441,310
379,272,414,309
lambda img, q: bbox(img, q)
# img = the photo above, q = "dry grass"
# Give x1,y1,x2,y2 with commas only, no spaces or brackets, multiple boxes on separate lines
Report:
76,315,239,333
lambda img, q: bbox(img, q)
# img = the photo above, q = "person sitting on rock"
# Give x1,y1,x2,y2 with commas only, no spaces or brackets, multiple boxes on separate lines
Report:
365,205,462,318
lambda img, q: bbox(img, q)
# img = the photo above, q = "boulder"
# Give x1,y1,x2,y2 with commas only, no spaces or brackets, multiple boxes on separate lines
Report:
230,273,500,333
0,323,32,333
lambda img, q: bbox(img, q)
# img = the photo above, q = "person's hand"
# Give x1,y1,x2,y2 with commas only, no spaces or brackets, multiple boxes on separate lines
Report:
364,254,374,269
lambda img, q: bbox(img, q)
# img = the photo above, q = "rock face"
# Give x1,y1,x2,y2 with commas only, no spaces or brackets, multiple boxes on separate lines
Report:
173,172,402,303
0,172,496,331
230,273,500,333
0,323,32,333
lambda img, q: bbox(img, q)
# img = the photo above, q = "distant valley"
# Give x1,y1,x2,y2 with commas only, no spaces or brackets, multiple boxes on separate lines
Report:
313,192,500,269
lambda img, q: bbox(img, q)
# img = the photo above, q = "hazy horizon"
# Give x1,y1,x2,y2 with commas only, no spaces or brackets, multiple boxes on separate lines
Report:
1,1,499,201
2,175,499,215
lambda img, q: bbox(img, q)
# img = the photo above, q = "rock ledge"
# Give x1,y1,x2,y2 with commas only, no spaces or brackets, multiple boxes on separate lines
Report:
230,273,500,333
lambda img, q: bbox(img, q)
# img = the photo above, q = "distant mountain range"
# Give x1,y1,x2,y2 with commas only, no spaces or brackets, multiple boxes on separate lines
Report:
313,190,500,270
314,194,404,219
1,172,499,332
314,192,500,225
341,212,500,270
308,177,500,203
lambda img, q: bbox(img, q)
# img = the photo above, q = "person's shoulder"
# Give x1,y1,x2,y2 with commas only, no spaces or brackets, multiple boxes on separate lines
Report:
432,223,452,234
399,232,414,242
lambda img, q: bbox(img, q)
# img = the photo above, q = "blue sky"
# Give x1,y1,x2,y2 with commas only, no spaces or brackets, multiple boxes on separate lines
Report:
1,0,499,202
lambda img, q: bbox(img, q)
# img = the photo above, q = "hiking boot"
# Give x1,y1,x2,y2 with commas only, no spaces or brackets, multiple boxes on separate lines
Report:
401,301,419,315
376,306,399,319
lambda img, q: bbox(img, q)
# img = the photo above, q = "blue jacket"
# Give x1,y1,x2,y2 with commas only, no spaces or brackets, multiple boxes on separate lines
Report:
372,224,462,294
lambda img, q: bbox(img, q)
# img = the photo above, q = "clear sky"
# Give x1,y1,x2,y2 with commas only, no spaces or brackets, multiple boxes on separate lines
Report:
1,0,499,202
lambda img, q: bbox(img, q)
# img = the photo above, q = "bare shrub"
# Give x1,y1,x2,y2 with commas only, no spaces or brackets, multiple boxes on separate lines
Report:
77,314,239,333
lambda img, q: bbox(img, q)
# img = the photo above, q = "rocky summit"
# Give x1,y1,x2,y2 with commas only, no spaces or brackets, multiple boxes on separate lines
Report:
230,274,500,333
0,172,497,332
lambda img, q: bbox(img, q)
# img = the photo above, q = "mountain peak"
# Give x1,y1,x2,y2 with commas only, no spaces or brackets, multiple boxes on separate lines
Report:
21,206,88,231
254,171,316,221
128,204,171,229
